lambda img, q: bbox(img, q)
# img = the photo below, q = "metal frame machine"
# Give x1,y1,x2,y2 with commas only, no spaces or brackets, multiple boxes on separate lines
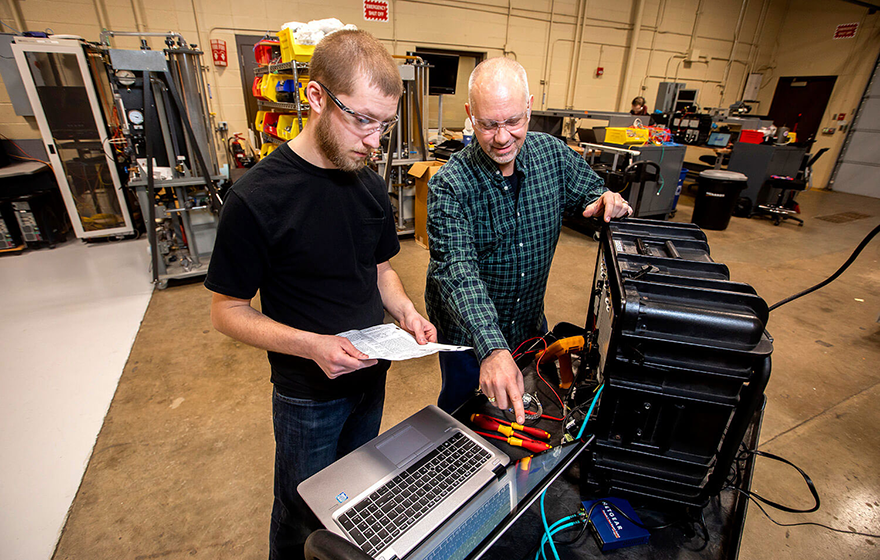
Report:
12,32,224,288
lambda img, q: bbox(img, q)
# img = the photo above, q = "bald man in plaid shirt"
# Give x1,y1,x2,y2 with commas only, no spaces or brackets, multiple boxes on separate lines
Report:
426,58,632,424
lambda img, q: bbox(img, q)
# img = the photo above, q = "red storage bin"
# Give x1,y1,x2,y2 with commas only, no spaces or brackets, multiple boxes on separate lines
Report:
738,130,764,144
263,112,281,136
254,39,281,66
253,76,266,100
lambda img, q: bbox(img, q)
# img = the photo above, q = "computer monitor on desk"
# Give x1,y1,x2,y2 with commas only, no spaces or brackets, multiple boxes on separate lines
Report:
576,128,599,144
706,132,731,148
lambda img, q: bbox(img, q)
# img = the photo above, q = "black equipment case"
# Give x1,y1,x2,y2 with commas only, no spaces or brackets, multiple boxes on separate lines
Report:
584,218,772,506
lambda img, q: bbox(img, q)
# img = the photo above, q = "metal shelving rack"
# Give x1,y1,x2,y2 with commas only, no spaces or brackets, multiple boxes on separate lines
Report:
254,59,309,147
255,60,304,76
255,55,432,237
259,100,307,112
260,132,285,145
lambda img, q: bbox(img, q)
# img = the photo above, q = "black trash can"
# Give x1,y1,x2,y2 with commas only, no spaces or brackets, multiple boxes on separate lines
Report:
692,170,748,230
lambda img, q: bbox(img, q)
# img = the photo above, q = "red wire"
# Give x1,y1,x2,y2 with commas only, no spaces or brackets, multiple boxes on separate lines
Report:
511,336,543,357
509,335,566,415
533,339,565,410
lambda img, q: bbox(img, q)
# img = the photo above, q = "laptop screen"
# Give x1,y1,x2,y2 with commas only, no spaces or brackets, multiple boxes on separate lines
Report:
706,132,730,147
407,438,591,560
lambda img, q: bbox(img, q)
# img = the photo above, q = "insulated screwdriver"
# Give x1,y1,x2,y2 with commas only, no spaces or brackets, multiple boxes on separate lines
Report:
473,430,552,454
471,413,551,441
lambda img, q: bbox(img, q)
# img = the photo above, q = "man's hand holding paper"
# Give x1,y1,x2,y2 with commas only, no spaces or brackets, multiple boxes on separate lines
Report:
337,324,472,361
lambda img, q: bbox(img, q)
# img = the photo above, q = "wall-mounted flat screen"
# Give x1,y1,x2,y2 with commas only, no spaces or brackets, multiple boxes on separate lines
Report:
412,51,459,96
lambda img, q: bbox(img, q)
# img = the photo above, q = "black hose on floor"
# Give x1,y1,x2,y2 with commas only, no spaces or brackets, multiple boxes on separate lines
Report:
769,222,880,312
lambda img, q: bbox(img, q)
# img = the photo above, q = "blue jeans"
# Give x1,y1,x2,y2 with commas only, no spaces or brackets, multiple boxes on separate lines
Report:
437,320,548,415
269,380,385,560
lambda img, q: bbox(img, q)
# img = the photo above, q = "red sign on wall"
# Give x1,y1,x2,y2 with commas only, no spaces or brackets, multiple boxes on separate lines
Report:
834,23,858,40
211,39,228,66
364,0,389,22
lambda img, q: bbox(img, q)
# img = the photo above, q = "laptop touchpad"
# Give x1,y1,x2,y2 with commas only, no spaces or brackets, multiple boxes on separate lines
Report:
376,425,431,466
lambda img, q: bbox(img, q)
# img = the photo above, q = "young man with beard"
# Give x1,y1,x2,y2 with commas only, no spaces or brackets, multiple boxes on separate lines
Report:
205,30,436,560
425,57,631,424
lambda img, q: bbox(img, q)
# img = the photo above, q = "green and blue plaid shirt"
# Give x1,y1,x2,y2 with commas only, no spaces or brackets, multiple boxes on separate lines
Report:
425,132,606,360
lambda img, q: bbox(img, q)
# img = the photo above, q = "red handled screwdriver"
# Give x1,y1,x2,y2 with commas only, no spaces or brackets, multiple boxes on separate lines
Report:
473,430,552,454
471,413,552,441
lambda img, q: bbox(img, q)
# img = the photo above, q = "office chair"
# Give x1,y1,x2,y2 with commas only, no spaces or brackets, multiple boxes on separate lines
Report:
304,529,372,560
751,148,828,227
752,175,807,226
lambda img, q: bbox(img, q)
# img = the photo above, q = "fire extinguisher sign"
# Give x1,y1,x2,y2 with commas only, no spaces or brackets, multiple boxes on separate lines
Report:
364,0,389,22
211,39,227,67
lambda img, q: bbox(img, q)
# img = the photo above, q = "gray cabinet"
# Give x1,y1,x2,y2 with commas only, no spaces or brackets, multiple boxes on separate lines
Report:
629,144,686,218
585,142,686,219
727,143,805,209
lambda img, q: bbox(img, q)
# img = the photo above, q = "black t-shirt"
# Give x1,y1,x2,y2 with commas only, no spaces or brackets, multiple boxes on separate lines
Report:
505,169,521,198
205,143,400,399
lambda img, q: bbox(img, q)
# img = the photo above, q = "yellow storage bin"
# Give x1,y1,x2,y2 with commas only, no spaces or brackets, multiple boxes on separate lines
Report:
278,28,294,62
604,127,649,146
291,43,315,62
277,114,307,140
296,77,309,104
260,73,285,102
254,110,268,131
279,28,316,63
260,142,278,158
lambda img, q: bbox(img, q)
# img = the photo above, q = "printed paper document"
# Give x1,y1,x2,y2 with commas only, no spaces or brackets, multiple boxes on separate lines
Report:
337,324,472,361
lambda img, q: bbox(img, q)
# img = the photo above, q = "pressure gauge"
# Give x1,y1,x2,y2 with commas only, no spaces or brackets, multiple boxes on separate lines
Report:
116,69,136,87
128,109,144,125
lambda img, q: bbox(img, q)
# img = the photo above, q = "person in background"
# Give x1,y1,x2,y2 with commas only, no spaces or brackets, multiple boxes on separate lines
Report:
425,57,631,425
631,96,648,115
205,30,436,560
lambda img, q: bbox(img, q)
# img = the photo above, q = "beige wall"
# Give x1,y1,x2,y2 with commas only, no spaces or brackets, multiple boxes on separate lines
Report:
1,0,878,187
750,0,880,190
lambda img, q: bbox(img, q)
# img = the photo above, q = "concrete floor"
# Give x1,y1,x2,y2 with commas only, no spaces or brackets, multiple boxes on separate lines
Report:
0,237,153,560
51,188,879,559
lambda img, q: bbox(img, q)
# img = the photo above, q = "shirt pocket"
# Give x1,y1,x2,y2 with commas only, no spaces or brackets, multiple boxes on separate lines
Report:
356,216,386,264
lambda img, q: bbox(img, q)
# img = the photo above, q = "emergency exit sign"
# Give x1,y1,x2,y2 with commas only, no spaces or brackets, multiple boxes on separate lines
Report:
364,0,389,22
834,23,858,39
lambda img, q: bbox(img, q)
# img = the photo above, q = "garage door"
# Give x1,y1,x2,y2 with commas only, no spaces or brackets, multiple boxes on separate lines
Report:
829,54,880,198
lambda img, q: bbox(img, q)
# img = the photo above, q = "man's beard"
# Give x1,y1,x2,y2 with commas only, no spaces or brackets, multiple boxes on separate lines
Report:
487,143,519,166
315,112,368,172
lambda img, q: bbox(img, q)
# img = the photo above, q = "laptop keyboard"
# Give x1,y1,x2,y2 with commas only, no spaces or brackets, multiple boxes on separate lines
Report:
337,431,492,557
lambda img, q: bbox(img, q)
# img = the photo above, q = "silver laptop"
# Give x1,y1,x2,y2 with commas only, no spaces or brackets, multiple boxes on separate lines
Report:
298,405,509,560
299,405,590,560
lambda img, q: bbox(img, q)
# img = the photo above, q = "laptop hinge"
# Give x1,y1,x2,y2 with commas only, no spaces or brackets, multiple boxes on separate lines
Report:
492,464,505,480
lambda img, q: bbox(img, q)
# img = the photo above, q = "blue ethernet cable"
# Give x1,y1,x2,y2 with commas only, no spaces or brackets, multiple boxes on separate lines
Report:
576,384,604,441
